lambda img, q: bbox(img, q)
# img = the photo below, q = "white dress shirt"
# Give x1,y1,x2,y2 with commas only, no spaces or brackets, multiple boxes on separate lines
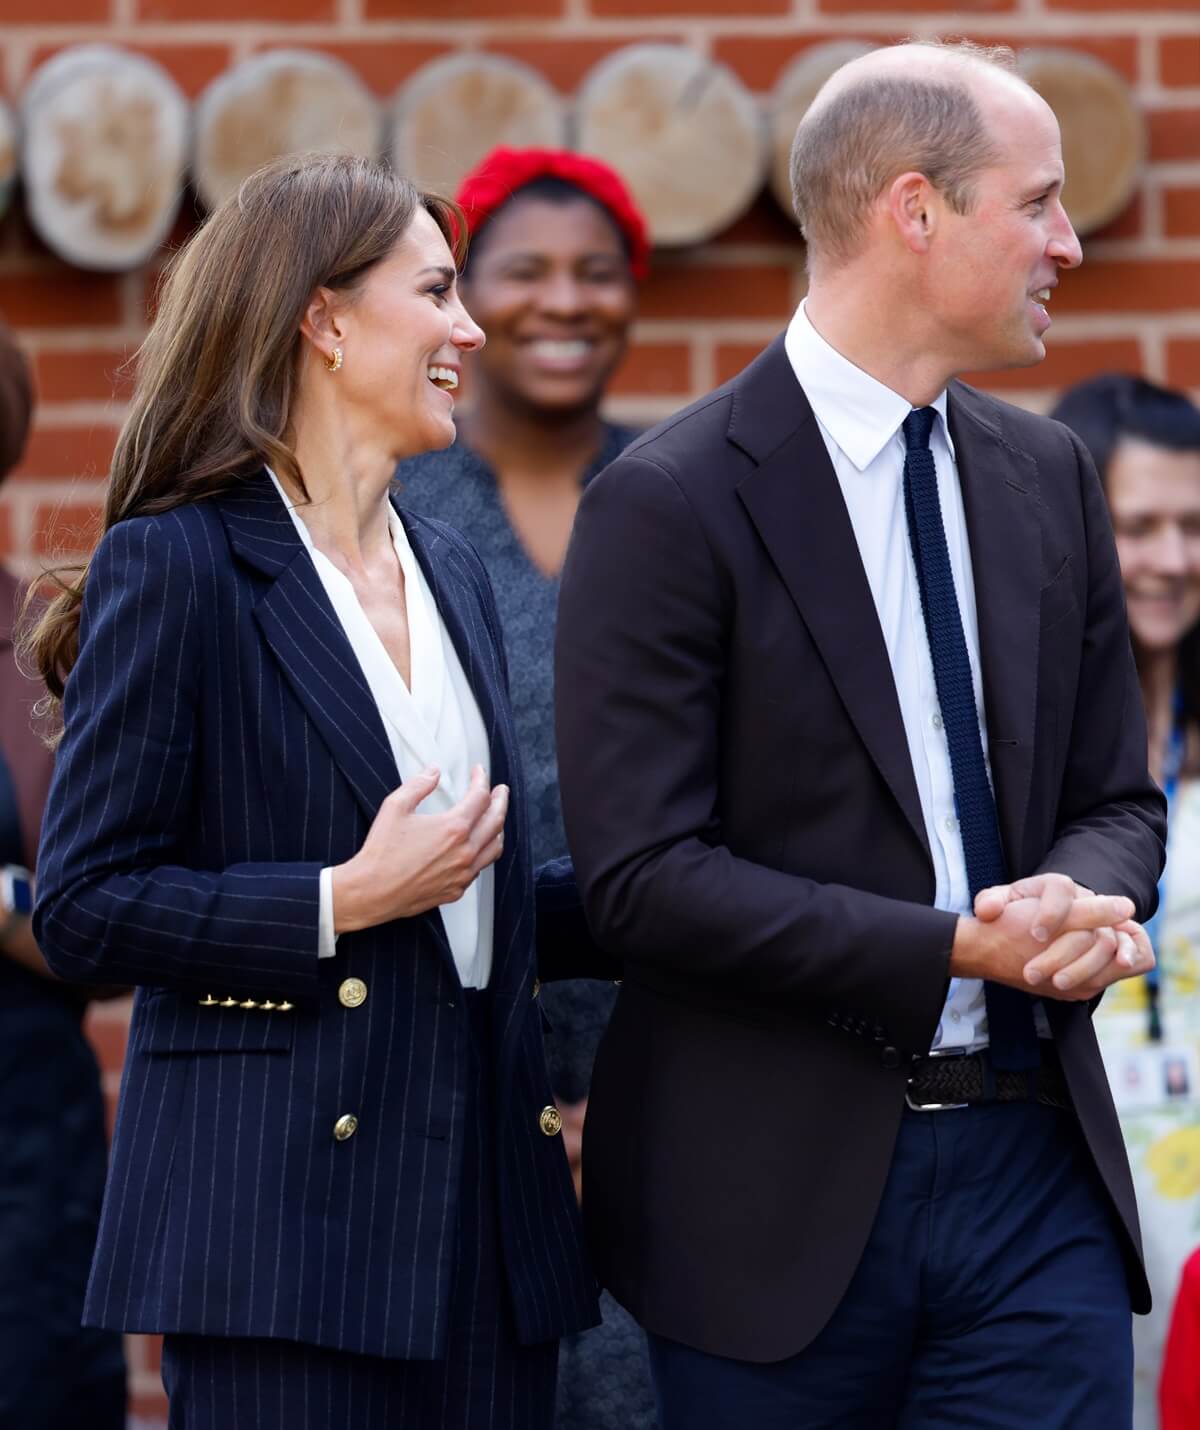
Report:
784,302,996,1052
267,470,495,989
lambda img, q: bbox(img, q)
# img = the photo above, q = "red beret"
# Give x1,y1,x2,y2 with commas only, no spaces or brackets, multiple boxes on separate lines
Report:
455,146,651,281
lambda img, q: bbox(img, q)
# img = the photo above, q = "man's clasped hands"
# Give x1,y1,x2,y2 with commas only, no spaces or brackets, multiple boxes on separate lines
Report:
952,873,1155,1000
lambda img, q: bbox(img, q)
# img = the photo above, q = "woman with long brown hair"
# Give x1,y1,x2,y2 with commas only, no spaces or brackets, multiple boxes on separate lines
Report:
27,152,598,1428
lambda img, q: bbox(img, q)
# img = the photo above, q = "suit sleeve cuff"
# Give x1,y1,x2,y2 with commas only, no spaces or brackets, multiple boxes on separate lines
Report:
319,866,339,959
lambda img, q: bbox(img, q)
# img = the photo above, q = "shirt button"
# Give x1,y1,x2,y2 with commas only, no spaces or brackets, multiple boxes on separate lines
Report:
338,977,367,1008
950,1010,962,1023
943,816,956,833
932,712,943,731
333,1113,358,1142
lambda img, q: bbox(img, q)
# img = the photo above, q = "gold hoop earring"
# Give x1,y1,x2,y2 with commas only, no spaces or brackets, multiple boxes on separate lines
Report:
325,347,343,373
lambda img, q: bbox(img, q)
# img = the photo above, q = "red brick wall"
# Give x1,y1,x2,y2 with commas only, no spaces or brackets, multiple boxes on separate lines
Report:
3,2,1197,1422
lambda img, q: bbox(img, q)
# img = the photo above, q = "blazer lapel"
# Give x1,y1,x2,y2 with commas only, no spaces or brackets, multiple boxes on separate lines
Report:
947,383,1041,874
731,341,930,862
218,474,399,825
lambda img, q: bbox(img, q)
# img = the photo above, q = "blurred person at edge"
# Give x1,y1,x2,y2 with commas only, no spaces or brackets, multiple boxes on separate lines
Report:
1050,375,1200,1430
25,154,606,1430
397,146,658,1430
0,319,126,1427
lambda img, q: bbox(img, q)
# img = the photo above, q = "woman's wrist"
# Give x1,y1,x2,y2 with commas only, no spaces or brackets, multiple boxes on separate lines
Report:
331,858,374,934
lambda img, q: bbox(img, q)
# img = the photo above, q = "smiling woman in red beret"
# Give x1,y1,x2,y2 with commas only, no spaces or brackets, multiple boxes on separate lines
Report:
396,148,657,1430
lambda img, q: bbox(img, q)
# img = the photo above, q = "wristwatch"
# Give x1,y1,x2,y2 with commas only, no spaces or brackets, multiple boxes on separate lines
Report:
0,864,33,942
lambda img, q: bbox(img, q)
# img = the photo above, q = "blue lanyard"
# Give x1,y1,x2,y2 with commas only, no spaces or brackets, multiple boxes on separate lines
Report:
1144,688,1185,1040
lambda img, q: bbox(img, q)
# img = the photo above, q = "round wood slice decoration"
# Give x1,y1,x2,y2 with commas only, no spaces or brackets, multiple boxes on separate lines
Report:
1019,48,1144,236
391,54,566,197
21,45,188,271
0,100,16,221
193,50,382,211
768,42,875,222
576,45,765,247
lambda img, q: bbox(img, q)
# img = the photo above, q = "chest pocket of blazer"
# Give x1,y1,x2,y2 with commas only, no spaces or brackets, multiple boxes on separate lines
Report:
135,991,295,1055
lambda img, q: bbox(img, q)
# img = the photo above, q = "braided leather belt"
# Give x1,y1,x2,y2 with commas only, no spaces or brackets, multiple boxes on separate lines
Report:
906,1043,1072,1112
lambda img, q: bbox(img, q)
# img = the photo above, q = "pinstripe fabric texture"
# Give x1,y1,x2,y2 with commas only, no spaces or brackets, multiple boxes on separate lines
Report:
34,471,598,1362
161,990,557,1430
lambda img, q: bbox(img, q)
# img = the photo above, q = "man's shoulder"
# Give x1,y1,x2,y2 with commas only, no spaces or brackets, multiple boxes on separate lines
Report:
618,385,738,474
605,334,796,493
950,379,1081,466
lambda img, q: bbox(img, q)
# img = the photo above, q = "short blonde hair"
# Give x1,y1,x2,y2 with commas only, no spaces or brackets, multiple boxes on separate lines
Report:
790,39,1020,266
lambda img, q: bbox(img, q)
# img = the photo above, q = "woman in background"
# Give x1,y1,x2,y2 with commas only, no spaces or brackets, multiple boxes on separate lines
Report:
398,146,657,1430
1051,374,1200,1430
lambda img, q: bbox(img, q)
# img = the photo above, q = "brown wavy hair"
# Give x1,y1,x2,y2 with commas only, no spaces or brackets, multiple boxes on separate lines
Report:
26,151,464,711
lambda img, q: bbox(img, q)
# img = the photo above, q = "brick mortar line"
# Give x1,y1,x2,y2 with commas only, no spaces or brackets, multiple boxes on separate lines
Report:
1086,238,1200,257
4,23,1195,97
28,403,127,422
1143,328,1168,380
5,477,110,500
1139,30,1158,89
11,332,140,352
634,319,789,339
4,16,1197,44
1051,313,1200,335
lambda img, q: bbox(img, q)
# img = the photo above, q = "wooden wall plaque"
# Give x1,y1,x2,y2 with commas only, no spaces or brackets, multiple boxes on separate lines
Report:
576,44,766,246
1019,48,1145,236
391,53,567,198
21,46,188,271
0,100,16,222
193,50,382,211
768,42,875,221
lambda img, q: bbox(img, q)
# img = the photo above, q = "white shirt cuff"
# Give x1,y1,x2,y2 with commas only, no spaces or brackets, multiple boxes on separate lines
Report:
318,866,339,959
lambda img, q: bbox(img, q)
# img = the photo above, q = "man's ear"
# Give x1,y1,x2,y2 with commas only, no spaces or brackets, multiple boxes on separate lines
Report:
887,172,938,254
299,285,345,365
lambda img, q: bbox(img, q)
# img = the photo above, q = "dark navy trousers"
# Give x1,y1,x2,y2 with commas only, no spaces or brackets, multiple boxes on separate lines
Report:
649,1100,1133,1430
162,989,556,1430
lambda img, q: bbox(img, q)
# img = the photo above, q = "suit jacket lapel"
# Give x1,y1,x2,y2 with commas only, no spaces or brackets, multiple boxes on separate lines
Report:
218,474,399,825
731,340,930,862
947,383,1041,875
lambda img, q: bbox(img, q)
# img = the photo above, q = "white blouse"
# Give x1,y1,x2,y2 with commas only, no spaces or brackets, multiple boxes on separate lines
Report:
267,470,494,989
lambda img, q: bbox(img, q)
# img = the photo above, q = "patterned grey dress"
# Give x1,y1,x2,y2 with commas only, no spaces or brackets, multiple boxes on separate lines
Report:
396,425,658,1430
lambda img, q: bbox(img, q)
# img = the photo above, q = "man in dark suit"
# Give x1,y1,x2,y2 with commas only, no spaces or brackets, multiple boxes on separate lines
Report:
554,38,1166,1429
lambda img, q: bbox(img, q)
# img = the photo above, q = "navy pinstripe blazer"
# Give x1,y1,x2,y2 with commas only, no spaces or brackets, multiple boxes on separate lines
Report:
34,472,600,1359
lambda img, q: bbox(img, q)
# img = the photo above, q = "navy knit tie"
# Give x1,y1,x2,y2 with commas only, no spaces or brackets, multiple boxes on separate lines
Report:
902,407,1040,1071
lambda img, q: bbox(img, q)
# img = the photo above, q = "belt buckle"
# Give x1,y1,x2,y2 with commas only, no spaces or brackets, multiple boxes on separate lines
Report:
905,1048,970,1113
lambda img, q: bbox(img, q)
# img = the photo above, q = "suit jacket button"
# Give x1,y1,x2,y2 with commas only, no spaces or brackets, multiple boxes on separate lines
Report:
338,977,367,1009
539,1105,562,1137
333,1114,358,1142
881,1046,902,1070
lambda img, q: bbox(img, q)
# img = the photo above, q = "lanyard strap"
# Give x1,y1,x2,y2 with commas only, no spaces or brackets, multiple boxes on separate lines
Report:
1144,688,1186,1041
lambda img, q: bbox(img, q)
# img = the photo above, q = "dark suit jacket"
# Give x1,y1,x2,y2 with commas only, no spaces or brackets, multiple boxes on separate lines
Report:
34,473,599,1359
554,336,1167,1362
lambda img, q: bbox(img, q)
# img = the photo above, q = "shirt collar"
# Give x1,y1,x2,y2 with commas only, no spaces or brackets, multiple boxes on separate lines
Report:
784,300,953,472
